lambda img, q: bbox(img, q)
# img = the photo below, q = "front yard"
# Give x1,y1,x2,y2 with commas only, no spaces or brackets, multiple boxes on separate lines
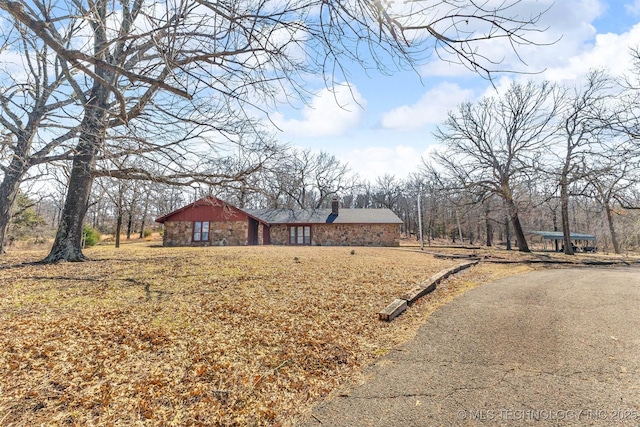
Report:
0,244,532,426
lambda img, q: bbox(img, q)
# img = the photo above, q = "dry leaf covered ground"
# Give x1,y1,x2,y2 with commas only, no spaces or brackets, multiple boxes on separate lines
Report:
0,243,533,426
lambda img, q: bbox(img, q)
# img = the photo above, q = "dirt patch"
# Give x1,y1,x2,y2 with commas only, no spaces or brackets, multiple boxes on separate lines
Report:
0,244,533,426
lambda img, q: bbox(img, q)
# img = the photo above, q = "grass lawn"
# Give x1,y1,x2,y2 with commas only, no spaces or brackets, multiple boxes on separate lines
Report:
0,243,533,426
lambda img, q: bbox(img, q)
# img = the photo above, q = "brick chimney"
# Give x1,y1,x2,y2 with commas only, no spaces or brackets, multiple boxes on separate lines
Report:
331,196,339,216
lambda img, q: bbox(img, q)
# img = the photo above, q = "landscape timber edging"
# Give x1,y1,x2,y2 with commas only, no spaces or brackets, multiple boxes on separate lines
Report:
432,253,481,260
378,260,479,321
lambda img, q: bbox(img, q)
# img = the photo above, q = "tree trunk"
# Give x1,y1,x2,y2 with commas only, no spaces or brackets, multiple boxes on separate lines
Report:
41,0,112,263
0,129,35,254
499,181,529,252
604,203,621,254
505,199,530,252
43,138,99,262
43,91,109,262
455,209,463,242
442,210,448,240
484,203,492,246
467,211,473,245
552,208,559,252
510,211,530,252
505,214,511,251
560,172,574,255
115,211,122,248
0,164,25,254
485,217,492,246
115,188,124,248
126,212,133,240
138,218,146,239
92,200,99,228
138,193,150,239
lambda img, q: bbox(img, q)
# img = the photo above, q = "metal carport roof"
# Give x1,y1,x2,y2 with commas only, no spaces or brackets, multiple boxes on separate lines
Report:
526,231,596,241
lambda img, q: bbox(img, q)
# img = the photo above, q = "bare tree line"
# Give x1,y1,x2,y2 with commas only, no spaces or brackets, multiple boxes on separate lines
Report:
6,68,640,255
430,61,640,254
10,3,637,257
11,122,640,256
0,0,550,261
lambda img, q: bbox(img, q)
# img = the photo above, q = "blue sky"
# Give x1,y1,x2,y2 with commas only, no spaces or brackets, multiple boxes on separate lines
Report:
269,0,640,183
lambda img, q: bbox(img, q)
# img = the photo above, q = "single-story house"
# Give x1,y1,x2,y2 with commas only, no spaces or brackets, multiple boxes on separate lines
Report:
155,196,402,247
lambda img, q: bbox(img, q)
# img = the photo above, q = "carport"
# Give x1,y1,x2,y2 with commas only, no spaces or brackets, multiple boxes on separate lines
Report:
526,231,597,252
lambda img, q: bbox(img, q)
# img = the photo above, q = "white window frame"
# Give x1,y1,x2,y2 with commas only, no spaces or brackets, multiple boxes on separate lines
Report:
193,221,209,242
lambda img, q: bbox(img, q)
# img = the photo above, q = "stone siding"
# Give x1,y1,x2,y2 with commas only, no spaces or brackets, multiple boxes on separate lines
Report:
269,223,400,246
269,225,289,245
257,223,265,245
163,220,249,246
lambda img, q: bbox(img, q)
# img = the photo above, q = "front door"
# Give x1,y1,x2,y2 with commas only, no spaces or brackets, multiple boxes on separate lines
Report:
248,218,259,245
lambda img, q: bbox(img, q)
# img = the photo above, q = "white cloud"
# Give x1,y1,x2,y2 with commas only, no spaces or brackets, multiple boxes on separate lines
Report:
379,83,474,131
419,0,606,78
272,83,366,138
625,0,640,15
340,144,436,182
543,22,640,82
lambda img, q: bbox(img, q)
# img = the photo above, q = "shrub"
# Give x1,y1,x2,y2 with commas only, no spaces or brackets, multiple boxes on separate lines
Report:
82,225,101,247
143,229,153,238
9,193,47,240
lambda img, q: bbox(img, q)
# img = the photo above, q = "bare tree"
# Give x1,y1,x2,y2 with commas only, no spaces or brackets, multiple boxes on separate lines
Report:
94,176,132,248
257,149,354,209
0,17,79,253
553,70,616,254
618,47,640,140
433,80,560,252
283,149,325,209
350,181,374,209
579,128,640,254
412,167,453,244
311,152,355,208
590,165,635,254
575,49,640,253
372,174,403,210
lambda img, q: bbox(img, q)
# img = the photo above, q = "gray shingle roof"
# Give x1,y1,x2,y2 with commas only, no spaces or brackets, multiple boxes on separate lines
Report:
244,208,402,225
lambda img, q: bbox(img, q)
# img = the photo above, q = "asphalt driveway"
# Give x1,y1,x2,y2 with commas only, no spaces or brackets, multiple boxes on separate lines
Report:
302,267,640,426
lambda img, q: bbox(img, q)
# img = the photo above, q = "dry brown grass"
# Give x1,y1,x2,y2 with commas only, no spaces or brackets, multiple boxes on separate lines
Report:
400,240,640,264
0,243,533,426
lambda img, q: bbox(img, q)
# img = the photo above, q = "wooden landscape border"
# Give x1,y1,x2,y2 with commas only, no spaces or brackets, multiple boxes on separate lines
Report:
378,260,479,321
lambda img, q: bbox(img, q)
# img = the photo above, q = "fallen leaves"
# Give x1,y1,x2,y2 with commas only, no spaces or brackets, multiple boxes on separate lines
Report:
0,244,532,425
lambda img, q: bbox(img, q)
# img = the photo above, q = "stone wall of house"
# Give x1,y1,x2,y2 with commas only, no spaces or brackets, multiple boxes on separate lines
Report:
313,223,400,246
257,223,265,245
163,221,193,246
269,223,400,246
162,220,249,246
269,225,289,245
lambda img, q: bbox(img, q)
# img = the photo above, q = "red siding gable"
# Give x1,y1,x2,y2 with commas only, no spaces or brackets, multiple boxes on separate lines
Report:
155,196,249,223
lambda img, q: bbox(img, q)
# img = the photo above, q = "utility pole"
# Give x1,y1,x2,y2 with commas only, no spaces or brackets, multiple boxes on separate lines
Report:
417,186,424,250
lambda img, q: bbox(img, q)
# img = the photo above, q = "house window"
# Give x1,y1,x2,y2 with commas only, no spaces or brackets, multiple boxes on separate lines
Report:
289,225,311,245
193,221,209,242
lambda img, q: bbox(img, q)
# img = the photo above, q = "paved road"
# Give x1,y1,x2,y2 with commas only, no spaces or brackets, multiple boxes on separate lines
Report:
302,267,640,426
